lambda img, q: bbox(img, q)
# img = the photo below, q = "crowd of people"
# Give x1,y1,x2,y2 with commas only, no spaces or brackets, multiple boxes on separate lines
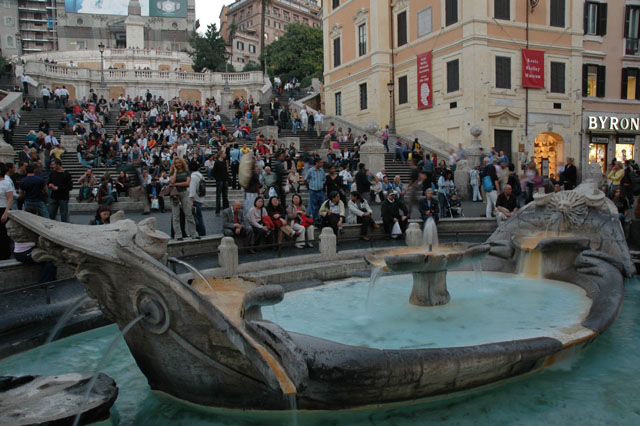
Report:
2,85,639,265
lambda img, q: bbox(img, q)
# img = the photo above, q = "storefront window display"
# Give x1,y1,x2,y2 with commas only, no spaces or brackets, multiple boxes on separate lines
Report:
534,133,563,178
589,137,608,173
615,137,635,163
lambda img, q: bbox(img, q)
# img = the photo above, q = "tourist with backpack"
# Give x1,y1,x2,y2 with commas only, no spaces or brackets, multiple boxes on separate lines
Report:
189,161,206,237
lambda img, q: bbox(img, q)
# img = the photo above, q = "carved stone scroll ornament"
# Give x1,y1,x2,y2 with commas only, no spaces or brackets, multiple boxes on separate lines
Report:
543,191,589,229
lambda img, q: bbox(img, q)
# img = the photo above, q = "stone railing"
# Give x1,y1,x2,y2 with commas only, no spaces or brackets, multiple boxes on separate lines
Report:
108,48,181,58
26,61,265,87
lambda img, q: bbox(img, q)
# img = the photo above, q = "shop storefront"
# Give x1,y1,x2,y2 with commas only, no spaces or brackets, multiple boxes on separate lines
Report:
584,113,639,174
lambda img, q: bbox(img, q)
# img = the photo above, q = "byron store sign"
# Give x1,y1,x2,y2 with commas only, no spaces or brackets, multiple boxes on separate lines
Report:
588,115,640,133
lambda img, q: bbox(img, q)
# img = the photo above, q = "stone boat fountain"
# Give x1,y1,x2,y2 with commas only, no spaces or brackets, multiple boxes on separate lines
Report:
3,183,633,412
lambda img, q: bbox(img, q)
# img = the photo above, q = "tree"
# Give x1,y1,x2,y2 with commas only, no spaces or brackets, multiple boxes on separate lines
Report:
188,23,229,73
264,23,323,85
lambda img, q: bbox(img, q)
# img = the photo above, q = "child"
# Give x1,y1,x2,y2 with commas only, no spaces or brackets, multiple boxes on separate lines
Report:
448,193,462,217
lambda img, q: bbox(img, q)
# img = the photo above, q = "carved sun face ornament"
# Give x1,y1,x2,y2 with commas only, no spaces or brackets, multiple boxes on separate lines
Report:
543,191,589,229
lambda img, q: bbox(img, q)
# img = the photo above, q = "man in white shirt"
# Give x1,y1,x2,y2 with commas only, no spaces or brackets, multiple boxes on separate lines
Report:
314,111,324,137
54,87,63,108
41,87,51,109
188,161,206,237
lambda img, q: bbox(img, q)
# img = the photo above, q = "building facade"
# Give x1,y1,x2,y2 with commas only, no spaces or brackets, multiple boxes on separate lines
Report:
582,1,640,175
324,0,594,175
222,0,321,68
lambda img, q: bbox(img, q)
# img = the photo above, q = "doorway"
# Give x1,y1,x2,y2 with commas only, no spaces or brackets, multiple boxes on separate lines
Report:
494,130,513,165
533,132,564,178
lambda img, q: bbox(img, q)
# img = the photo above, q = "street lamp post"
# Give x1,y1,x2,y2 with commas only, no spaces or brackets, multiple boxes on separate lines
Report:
98,42,106,88
264,52,268,77
223,52,231,93
387,80,396,136
15,32,21,92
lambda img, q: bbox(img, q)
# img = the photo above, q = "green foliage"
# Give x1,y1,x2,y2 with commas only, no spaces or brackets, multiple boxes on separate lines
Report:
264,23,323,85
242,62,263,72
0,56,9,75
188,23,228,73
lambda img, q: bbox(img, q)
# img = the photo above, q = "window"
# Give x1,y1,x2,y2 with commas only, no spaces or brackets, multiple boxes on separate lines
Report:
6,34,13,47
550,0,565,28
621,68,640,100
333,37,341,67
266,19,270,26
447,59,460,93
494,0,509,20
237,41,244,50
550,62,566,93
495,56,511,89
417,7,433,38
625,6,640,55
584,2,607,36
445,0,458,26
583,64,606,97
397,11,407,47
359,83,368,110
3,0,9,8
249,44,256,53
335,92,342,115
4,16,14,26
248,20,253,27
398,76,408,104
332,0,340,10
358,23,366,56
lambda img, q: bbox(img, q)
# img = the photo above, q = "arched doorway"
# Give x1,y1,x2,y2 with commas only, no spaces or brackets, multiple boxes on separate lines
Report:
533,132,564,178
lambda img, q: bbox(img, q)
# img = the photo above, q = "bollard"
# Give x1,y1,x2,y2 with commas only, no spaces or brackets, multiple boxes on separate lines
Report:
405,222,422,247
319,227,337,260
219,237,238,277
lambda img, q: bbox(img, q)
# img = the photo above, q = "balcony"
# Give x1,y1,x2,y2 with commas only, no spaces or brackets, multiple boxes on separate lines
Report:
625,38,639,56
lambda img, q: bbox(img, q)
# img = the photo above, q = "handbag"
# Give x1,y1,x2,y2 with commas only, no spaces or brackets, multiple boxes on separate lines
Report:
151,198,160,210
482,175,494,192
391,221,402,239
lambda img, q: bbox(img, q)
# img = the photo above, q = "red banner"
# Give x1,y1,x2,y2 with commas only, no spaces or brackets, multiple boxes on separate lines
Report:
522,49,545,88
417,51,433,109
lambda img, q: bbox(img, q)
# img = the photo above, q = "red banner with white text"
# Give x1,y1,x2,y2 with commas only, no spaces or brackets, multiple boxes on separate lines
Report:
522,49,545,88
417,51,433,109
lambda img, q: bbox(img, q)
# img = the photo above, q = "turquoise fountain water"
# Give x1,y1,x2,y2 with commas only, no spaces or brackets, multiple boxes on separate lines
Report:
1,278,638,425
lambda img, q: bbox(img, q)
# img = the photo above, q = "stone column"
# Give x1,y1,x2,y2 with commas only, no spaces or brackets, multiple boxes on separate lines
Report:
405,223,422,247
219,237,238,277
319,227,336,260
359,140,385,174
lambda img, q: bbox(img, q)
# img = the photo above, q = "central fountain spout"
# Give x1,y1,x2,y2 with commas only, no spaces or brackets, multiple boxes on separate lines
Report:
366,243,490,307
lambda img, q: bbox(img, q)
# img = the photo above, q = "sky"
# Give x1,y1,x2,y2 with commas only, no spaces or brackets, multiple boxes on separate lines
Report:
195,0,229,34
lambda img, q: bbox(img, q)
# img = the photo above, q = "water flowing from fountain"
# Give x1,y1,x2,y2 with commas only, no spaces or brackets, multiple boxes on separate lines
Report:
72,314,146,426
288,394,298,426
472,262,485,288
272,306,279,324
422,218,439,250
168,257,216,294
366,266,384,314
35,295,89,368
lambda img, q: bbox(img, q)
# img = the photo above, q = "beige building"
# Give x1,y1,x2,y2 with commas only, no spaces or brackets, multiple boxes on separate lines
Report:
582,1,640,175
323,0,589,175
222,0,321,67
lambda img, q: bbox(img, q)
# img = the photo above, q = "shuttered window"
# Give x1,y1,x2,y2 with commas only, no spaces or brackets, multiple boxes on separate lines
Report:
445,0,458,26
550,0,565,28
621,68,640,100
550,62,566,94
447,59,459,93
333,37,341,68
397,11,407,47
495,56,511,89
359,83,368,110
582,64,606,98
398,76,408,104
335,92,342,115
584,2,607,36
494,0,509,20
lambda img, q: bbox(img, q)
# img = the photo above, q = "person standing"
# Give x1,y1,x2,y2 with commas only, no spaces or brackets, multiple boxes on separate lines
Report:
272,151,287,207
483,164,500,218
562,157,577,190
381,125,390,152
169,158,198,241
213,151,230,215
20,164,49,218
229,144,242,190
0,163,15,260
305,158,326,221
314,110,324,137
47,159,73,222
188,161,206,237
41,86,51,109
